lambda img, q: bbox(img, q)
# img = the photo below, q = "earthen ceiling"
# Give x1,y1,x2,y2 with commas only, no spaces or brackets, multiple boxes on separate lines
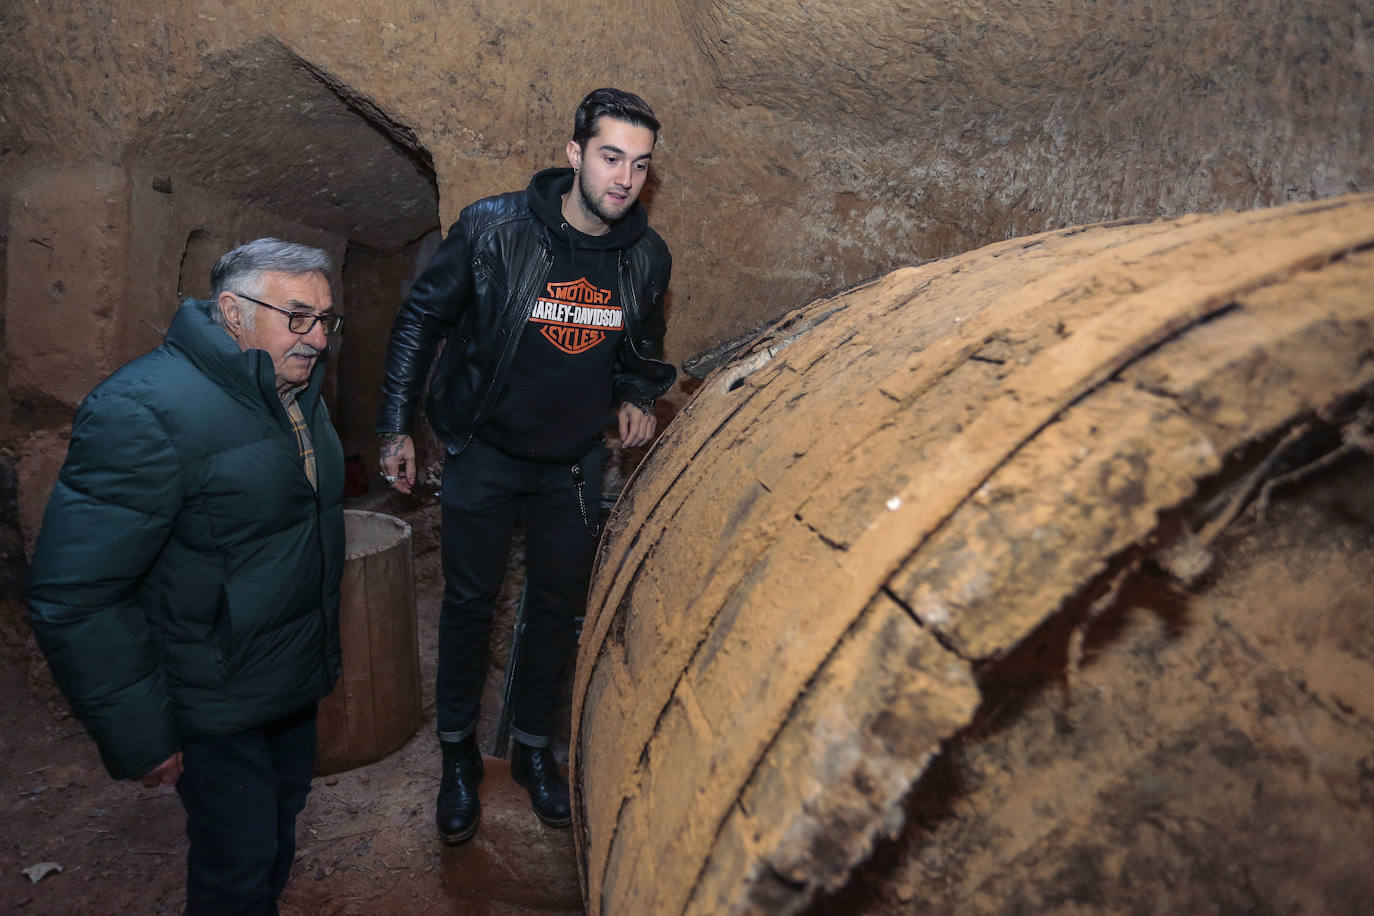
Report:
129,40,438,252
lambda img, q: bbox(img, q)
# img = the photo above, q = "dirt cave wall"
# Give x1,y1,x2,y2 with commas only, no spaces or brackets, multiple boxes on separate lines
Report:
4,0,1371,369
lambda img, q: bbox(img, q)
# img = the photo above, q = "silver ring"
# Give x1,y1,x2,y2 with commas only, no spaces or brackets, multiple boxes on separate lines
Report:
382,473,398,484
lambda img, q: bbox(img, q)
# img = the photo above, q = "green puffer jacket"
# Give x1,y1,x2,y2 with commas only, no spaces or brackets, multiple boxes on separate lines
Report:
26,298,344,780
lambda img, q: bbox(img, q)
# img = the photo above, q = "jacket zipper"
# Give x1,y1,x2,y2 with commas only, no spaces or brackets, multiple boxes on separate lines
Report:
472,239,554,423
266,358,333,690
313,478,330,690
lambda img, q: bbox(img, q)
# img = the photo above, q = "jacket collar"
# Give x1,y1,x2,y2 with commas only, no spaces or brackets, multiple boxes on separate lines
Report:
164,298,328,409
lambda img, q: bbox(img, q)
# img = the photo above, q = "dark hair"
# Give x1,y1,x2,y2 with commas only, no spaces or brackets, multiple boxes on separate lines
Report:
572,88,660,147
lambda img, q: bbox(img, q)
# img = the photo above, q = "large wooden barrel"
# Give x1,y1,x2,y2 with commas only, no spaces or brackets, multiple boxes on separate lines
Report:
316,509,422,775
572,194,1374,914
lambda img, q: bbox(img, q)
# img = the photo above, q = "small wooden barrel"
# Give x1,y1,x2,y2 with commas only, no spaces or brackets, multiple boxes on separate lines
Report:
316,509,422,775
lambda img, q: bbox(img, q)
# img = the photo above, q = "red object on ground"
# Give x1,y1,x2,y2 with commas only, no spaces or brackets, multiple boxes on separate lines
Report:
343,454,369,497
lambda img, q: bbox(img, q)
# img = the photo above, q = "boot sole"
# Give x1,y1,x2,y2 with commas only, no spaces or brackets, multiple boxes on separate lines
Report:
532,809,572,828
438,812,480,845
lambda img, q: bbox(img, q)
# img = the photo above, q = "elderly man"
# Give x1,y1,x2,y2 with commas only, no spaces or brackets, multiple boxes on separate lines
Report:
376,87,675,843
26,238,345,914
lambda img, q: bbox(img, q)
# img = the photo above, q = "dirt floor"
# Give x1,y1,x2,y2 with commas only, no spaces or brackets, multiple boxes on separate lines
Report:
0,484,584,915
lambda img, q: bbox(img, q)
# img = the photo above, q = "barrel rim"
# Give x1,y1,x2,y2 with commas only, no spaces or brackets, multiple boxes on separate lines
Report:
342,508,413,560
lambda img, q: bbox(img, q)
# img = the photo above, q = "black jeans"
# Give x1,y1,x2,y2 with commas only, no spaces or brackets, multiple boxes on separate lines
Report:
435,437,603,747
176,705,317,916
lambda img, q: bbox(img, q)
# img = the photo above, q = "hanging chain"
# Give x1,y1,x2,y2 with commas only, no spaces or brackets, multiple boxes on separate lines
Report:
571,463,601,537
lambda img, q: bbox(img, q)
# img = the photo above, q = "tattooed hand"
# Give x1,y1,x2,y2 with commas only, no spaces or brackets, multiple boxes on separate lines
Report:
379,433,416,494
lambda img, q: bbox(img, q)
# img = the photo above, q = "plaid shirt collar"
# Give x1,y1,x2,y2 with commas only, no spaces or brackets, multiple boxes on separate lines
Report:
282,393,317,491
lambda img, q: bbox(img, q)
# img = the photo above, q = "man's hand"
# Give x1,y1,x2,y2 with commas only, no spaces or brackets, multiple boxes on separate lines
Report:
140,751,182,788
618,402,657,448
379,434,416,494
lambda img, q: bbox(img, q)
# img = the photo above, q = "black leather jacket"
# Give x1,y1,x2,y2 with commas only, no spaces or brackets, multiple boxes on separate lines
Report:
375,171,676,454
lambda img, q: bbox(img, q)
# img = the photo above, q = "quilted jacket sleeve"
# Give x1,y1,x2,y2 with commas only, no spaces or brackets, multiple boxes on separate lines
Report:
26,391,183,780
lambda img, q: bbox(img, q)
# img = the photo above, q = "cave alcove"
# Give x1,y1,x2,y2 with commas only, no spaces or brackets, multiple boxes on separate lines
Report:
123,38,440,465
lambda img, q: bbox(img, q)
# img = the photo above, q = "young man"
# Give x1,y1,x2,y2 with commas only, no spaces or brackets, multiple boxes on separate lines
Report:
27,239,347,912
376,88,676,843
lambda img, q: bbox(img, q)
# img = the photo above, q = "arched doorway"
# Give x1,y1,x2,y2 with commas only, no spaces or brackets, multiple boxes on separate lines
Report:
125,37,440,459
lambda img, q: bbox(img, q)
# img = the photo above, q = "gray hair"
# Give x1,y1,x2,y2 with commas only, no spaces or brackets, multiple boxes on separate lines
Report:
210,238,333,329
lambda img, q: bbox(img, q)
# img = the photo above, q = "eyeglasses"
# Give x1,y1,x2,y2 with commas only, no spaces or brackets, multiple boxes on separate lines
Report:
232,292,344,335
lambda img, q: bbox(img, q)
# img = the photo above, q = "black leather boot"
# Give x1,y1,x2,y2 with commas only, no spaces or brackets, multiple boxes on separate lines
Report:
436,735,483,844
511,741,572,827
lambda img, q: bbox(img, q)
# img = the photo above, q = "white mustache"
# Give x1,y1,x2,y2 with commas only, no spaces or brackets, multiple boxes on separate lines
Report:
287,342,323,358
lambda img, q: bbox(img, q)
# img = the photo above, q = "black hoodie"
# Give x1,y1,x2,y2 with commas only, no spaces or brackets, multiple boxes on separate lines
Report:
473,168,645,462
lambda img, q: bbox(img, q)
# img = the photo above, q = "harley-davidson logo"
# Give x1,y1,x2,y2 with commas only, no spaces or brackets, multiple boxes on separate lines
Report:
530,277,622,355
539,325,605,354
545,277,612,304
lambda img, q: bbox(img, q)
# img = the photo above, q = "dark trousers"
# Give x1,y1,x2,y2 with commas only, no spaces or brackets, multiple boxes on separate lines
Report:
176,705,317,916
435,437,603,746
